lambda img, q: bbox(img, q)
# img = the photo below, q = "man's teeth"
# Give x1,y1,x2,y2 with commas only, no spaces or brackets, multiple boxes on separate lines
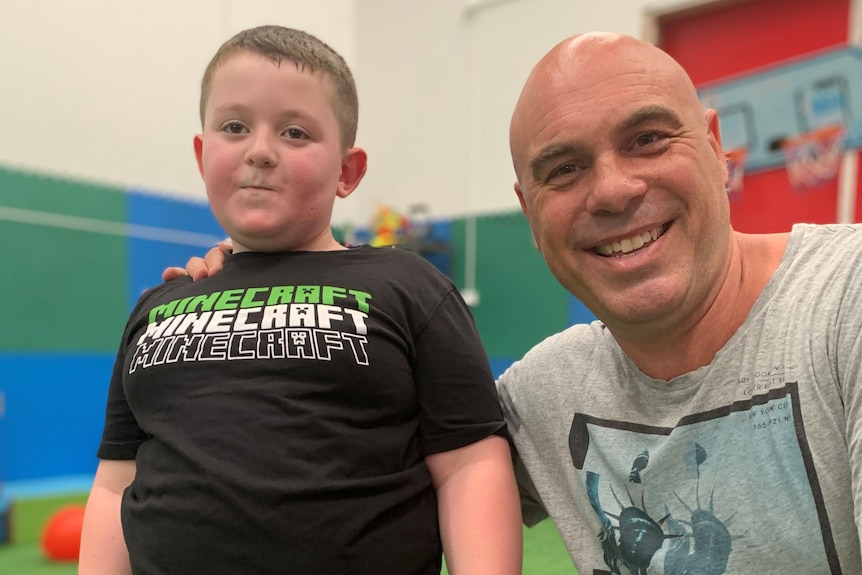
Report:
595,227,662,256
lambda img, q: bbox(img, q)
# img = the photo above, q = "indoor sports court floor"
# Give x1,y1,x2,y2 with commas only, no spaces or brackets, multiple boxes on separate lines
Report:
0,495,575,574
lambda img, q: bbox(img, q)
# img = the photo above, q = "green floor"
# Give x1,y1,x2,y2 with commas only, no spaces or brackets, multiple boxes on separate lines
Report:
0,543,78,575
0,494,576,574
0,493,89,575
10,494,90,545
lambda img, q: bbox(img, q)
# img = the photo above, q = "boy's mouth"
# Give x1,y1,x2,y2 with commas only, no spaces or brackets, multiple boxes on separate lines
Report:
240,181,275,191
593,224,668,256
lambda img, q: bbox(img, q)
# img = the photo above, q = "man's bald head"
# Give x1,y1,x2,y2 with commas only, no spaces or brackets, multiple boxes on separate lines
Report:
509,32,707,185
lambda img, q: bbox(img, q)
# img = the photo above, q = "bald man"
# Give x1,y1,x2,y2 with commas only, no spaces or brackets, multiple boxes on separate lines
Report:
499,32,862,574
168,32,862,574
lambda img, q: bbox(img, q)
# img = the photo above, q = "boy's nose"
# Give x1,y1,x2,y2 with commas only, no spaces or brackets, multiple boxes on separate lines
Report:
245,133,278,167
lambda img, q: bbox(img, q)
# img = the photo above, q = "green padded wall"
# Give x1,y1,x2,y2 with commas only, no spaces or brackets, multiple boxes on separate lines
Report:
450,212,571,360
0,168,127,351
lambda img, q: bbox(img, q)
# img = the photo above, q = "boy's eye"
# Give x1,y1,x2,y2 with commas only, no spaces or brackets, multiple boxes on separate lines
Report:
283,127,308,140
222,122,247,134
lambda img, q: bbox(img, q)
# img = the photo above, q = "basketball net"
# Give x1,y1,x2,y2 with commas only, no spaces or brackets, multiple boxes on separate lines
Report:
724,147,748,200
780,125,844,190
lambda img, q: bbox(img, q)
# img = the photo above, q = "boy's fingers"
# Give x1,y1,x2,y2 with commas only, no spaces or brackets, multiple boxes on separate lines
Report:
161,266,188,282
187,257,211,280
161,240,230,283
202,246,227,276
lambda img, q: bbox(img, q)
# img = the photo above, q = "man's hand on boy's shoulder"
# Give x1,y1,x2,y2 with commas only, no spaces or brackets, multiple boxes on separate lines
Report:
161,239,233,282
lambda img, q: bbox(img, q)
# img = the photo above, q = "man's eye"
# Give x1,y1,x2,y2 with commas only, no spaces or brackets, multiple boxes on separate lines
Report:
222,122,247,134
548,163,579,180
284,127,308,140
635,132,663,147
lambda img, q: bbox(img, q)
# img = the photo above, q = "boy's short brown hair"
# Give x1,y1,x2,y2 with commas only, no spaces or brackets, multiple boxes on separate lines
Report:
200,25,359,149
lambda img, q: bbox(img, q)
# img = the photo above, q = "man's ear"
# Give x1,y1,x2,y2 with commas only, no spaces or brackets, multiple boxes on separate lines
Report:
515,180,541,252
193,135,205,179
705,109,729,183
515,180,528,217
337,147,368,199
705,108,724,148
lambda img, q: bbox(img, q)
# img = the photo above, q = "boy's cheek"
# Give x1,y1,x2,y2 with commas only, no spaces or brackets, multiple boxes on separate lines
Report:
204,152,238,177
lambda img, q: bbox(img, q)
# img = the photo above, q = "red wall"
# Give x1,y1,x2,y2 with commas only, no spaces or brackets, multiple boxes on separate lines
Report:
661,0,849,86
728,169,841,233
659,0,854,232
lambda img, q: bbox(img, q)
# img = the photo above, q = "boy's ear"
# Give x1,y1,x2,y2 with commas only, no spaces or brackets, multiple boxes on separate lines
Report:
336,147,368,199
193,135,205,178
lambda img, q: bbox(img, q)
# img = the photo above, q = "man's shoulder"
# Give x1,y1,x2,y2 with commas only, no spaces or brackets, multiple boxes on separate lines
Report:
496,321,615,430
785,223,862,268
528,321,604,353
790,222,862,243
500,321,609,380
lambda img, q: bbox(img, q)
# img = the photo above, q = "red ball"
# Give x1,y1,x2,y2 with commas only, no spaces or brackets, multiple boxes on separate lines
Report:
40,504,86,562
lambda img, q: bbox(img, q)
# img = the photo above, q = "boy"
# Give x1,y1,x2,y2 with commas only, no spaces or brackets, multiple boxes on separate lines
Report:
79,25,521,575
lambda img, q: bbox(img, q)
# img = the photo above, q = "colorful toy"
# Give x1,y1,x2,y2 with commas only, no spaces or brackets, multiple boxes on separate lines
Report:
40,503,86,561
368,204,410,247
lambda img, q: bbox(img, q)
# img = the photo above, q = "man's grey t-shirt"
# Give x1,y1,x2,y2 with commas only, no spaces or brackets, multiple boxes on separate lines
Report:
499,223,862,574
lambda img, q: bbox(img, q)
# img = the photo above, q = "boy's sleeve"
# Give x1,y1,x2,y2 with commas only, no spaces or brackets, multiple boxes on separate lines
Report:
413,288,507,455
96,340,148,460
96,281,186,460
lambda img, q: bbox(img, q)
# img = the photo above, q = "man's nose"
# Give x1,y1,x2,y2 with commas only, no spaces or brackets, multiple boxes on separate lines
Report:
586,154,647,214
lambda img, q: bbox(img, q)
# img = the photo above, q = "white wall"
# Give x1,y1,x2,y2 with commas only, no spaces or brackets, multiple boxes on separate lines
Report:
1,0,699,226
351,0,699,224
0,0,356,198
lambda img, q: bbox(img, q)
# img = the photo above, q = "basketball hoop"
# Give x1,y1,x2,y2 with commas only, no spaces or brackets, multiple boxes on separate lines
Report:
780,125,844,190
724,147,748,200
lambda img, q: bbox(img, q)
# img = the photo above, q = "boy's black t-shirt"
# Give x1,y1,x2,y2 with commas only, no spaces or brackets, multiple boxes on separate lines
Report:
98,246,505,575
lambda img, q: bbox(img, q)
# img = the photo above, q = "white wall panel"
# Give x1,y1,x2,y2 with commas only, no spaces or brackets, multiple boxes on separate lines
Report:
353,0,673,226
0,0,356,202
2,0,675,226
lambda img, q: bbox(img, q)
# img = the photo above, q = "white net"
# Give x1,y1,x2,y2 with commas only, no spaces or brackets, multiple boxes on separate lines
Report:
781,125,844,189
725,147,749,200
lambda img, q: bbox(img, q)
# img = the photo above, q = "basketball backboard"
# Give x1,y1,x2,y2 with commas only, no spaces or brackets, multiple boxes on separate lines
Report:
698,45,862,172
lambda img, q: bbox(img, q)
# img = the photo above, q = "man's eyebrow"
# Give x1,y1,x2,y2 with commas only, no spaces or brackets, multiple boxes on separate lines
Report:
615,105,684,136
529,143,583,182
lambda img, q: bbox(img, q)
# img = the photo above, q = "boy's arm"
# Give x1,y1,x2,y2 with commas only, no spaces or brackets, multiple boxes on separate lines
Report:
426,435,522,575
79,459,136,575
